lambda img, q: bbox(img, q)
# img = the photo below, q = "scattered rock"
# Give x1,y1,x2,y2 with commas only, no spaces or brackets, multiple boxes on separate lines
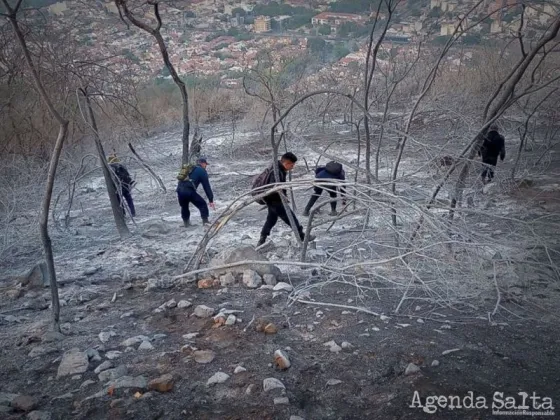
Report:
441,348,461,356
138,341,154,351
290,416,305,420
326,379,342,386
404,363,420,376
198,279,215,289
27,411,52,420
263,378,285,392
121,335,150,347
193,350,215,364
107,375,148,390
431,360,440,367
210,246,282,278
148,374,174,393
323,340,342,353
98,331,115,343
57,348,89,378
98,365,127,382
234,366,247,374
0,392,18,406
83,266,101,276
245,384,255,395
177,300,192,309
144,277,174,292
183,333,198,340
80,380,96,389
219,273,236,286
274,397,289,405
274,350,291,370
273,282,293,292
28,346,57,358
12,395,38,412
341,341,352,350
206,372,230,386
141,221,171,238
193,305,215,318
242,270,262,288
225,315,236,326
120,311,134,318
256,320,277,334
105,351,122,360
262,274,277,286
94,360,114,374
164,299,177,308
20,262,49,288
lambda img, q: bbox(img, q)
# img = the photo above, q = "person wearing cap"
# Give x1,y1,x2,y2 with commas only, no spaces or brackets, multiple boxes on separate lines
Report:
108,154,136,218
176,157,215,227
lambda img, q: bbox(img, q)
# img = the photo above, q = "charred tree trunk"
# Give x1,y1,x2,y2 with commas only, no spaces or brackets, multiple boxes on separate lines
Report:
2,0,66,331
83,90,131,238
116,0,191,163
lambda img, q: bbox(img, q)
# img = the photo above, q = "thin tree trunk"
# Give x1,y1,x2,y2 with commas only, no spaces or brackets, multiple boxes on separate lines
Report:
116,0,190,163
3,0,66,331
84,92,131,238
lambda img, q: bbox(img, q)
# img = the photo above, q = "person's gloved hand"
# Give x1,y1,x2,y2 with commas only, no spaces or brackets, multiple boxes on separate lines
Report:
209,202,216,211
342,199,347,206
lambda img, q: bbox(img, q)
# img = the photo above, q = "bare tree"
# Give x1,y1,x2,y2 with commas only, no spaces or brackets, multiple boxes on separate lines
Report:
1,0,65,331
115,0,191,164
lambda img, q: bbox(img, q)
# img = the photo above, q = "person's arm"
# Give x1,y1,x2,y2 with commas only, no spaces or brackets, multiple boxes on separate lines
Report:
200,169,214,203
499,136,506,161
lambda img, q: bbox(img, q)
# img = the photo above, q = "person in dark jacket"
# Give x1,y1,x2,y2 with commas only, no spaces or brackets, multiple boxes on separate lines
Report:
176,157,215,227
108,155,136,218
303,161,346,217
257,152,315,246
478,127,506,184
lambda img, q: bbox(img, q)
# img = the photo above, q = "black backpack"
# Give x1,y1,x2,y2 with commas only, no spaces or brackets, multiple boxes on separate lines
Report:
325,161,343,176
251,165,273,205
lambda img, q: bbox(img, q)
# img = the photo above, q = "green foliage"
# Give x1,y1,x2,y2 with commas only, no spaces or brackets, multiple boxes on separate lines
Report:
307,38,326,55
428,7,441,18
318,24,332,35
212,43,230,51
253,1,315,18
231,7,246,17
284,13,314,29
235,33,253,41
337,21,359,38
227,27,240,36
333,43,350,60
329,0,379,14
461,33,481,45
433,35,452,45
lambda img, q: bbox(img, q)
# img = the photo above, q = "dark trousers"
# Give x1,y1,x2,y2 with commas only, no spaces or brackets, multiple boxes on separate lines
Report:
177,189,208,221
261,201,304,239
117,186,135,217
481,156,498,181
305,186,338,213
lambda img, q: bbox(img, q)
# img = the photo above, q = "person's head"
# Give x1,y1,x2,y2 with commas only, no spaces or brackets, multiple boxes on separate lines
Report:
489,124,499,133
197,157,208,169
280,152,298,171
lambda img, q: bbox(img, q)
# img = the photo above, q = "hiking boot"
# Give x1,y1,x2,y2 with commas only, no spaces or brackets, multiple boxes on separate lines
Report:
183,219,192,228
302,209,310,217
257,235,267,247
202,218,211,227
329,210,337,217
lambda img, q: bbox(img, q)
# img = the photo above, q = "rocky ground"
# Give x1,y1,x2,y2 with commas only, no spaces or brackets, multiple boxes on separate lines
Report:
1,122,559,419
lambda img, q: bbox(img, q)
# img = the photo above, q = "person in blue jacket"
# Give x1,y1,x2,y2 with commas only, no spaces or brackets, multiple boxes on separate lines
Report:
303,161,346,217
176,157,215,227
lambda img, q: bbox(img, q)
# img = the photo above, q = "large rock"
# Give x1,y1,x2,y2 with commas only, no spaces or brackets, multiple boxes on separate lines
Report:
20,262,49,288
141,220,171,238
12,395,38,412
27,411,52,420
107,375,148,390
242,270,262,289
209,246,281,278
57,348,89,378
148,374,174,393
98,365,127,382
